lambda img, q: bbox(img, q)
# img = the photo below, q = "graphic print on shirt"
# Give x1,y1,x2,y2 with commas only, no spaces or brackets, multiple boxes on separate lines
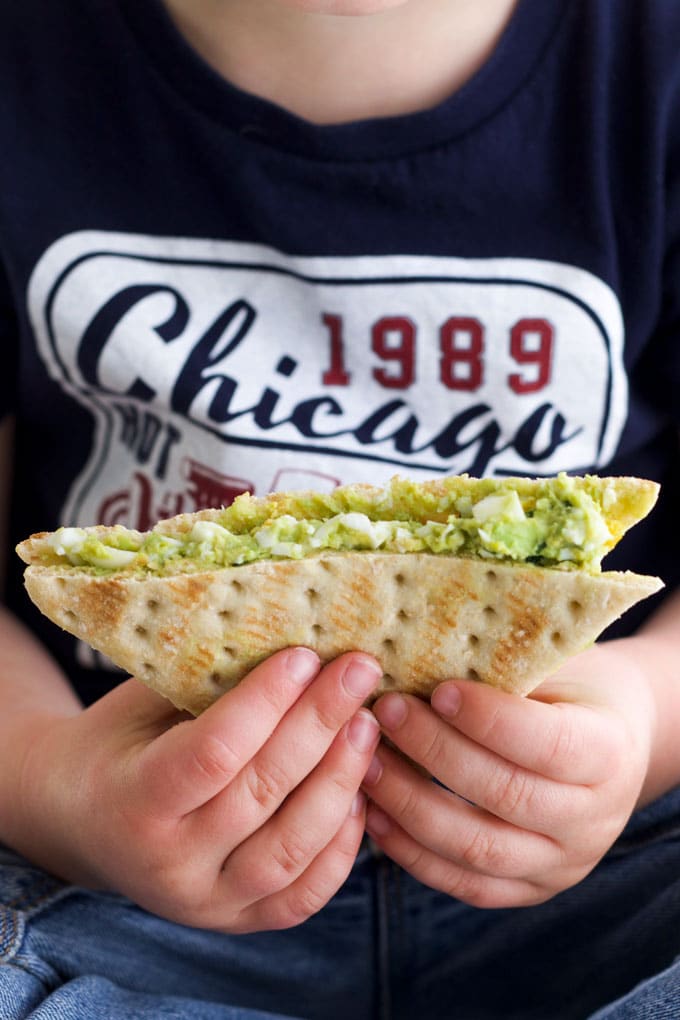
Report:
28,230,628,531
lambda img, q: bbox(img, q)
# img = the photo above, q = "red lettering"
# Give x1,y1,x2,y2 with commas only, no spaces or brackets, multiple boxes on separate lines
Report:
508,318,554,394
321,313,351,386
372,316,416,389
440,317,484,391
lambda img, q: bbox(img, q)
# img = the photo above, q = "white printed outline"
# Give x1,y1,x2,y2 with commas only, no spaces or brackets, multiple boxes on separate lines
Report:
28,232,628,520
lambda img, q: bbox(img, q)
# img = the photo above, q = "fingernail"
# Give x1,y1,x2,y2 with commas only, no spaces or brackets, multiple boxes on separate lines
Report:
351,791,366,817
431,682,462,719
366,805,391,838
287,648,320,685
342,657,383,699
348,709,380,752
363,753,383,786
374,693,407,731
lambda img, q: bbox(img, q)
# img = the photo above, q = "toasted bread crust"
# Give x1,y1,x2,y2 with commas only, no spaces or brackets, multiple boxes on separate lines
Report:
24,552,663,714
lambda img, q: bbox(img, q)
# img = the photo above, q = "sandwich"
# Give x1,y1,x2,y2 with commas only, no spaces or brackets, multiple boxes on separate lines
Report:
16,473,663,715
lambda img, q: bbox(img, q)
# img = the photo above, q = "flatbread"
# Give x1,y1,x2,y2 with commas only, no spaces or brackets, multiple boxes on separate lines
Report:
21,550,662,715
17,473,664,712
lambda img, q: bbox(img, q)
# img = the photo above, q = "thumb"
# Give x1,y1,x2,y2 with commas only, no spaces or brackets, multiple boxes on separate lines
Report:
86,674,191,739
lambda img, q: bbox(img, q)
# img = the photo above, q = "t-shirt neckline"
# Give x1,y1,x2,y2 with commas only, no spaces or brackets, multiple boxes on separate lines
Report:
118,0,567,162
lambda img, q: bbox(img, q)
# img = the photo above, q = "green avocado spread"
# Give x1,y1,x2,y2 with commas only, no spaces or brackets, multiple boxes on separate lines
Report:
41,473,626,576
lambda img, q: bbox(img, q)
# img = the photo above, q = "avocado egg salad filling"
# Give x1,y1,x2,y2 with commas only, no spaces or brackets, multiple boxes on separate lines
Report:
35,473,653,578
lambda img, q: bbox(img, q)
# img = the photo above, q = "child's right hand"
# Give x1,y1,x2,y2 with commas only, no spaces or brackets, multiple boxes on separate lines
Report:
13,648,381,932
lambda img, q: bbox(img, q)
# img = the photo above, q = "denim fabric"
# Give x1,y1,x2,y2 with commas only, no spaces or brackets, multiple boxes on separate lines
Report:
589,960,680,1020
1,787,680,1020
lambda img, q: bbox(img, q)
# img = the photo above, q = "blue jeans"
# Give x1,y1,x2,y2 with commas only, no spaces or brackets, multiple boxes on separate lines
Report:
2,788,680,1020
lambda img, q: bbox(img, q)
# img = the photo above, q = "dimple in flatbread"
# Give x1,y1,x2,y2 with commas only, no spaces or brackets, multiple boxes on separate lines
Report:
16,473,663,715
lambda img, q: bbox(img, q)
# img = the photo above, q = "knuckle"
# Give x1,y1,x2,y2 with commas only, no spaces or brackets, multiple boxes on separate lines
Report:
281,880,332,928
484,761,533,818
441,865,489,907
266,826,358,931
327,766,362,802
312,699,344,737
440,865,522,909
460,886,500,909
206,880,260,934
272,827,314,876
189,732,241,784
541,711,585,775
459,879,525,909
476,701,507,749
256,677,292,718
230,857,281,903
393,779,422,824
399,840,430,876
419,725,450,773
459,824,501,872
244,757,291,811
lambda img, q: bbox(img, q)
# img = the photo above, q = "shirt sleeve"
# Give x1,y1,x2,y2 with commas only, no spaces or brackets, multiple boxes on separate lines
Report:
0,257,17,422
656,57,680,422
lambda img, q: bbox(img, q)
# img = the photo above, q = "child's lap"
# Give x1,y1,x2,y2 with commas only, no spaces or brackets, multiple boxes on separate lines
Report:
1,788,680,1020
0,842,377,1020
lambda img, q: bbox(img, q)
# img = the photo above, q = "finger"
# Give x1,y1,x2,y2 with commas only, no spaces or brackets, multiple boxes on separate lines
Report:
219,707,380,903
364,804,547,910
363,742,560,879
134,647,322,817
231,797,367,933
193,653,382,841
374,693,589,833
430,678,615,785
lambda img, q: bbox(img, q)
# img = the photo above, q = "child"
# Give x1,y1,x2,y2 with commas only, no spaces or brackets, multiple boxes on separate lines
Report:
1,1,679,1017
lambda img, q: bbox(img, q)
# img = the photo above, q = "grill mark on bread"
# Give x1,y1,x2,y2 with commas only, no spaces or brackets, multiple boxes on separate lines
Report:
488,588,549,688
404,571,469,694
75,576,128,633
20,547,664,715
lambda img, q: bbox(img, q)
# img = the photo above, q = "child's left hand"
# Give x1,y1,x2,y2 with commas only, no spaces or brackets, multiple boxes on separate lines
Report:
362,641,655,908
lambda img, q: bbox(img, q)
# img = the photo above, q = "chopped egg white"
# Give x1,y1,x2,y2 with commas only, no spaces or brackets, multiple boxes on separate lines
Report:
84,547,138,569
472,491,526,524
48,527,88,559
189,520,232,543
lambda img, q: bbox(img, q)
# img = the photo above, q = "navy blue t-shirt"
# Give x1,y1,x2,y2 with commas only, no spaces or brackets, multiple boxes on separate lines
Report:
1,0,679,703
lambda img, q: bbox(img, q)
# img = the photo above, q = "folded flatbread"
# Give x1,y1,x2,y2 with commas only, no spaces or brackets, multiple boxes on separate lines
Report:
17,473,663,714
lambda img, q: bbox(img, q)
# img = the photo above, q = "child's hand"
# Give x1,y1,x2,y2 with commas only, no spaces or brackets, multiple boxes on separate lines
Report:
15,648,381,932
363,641,655,908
